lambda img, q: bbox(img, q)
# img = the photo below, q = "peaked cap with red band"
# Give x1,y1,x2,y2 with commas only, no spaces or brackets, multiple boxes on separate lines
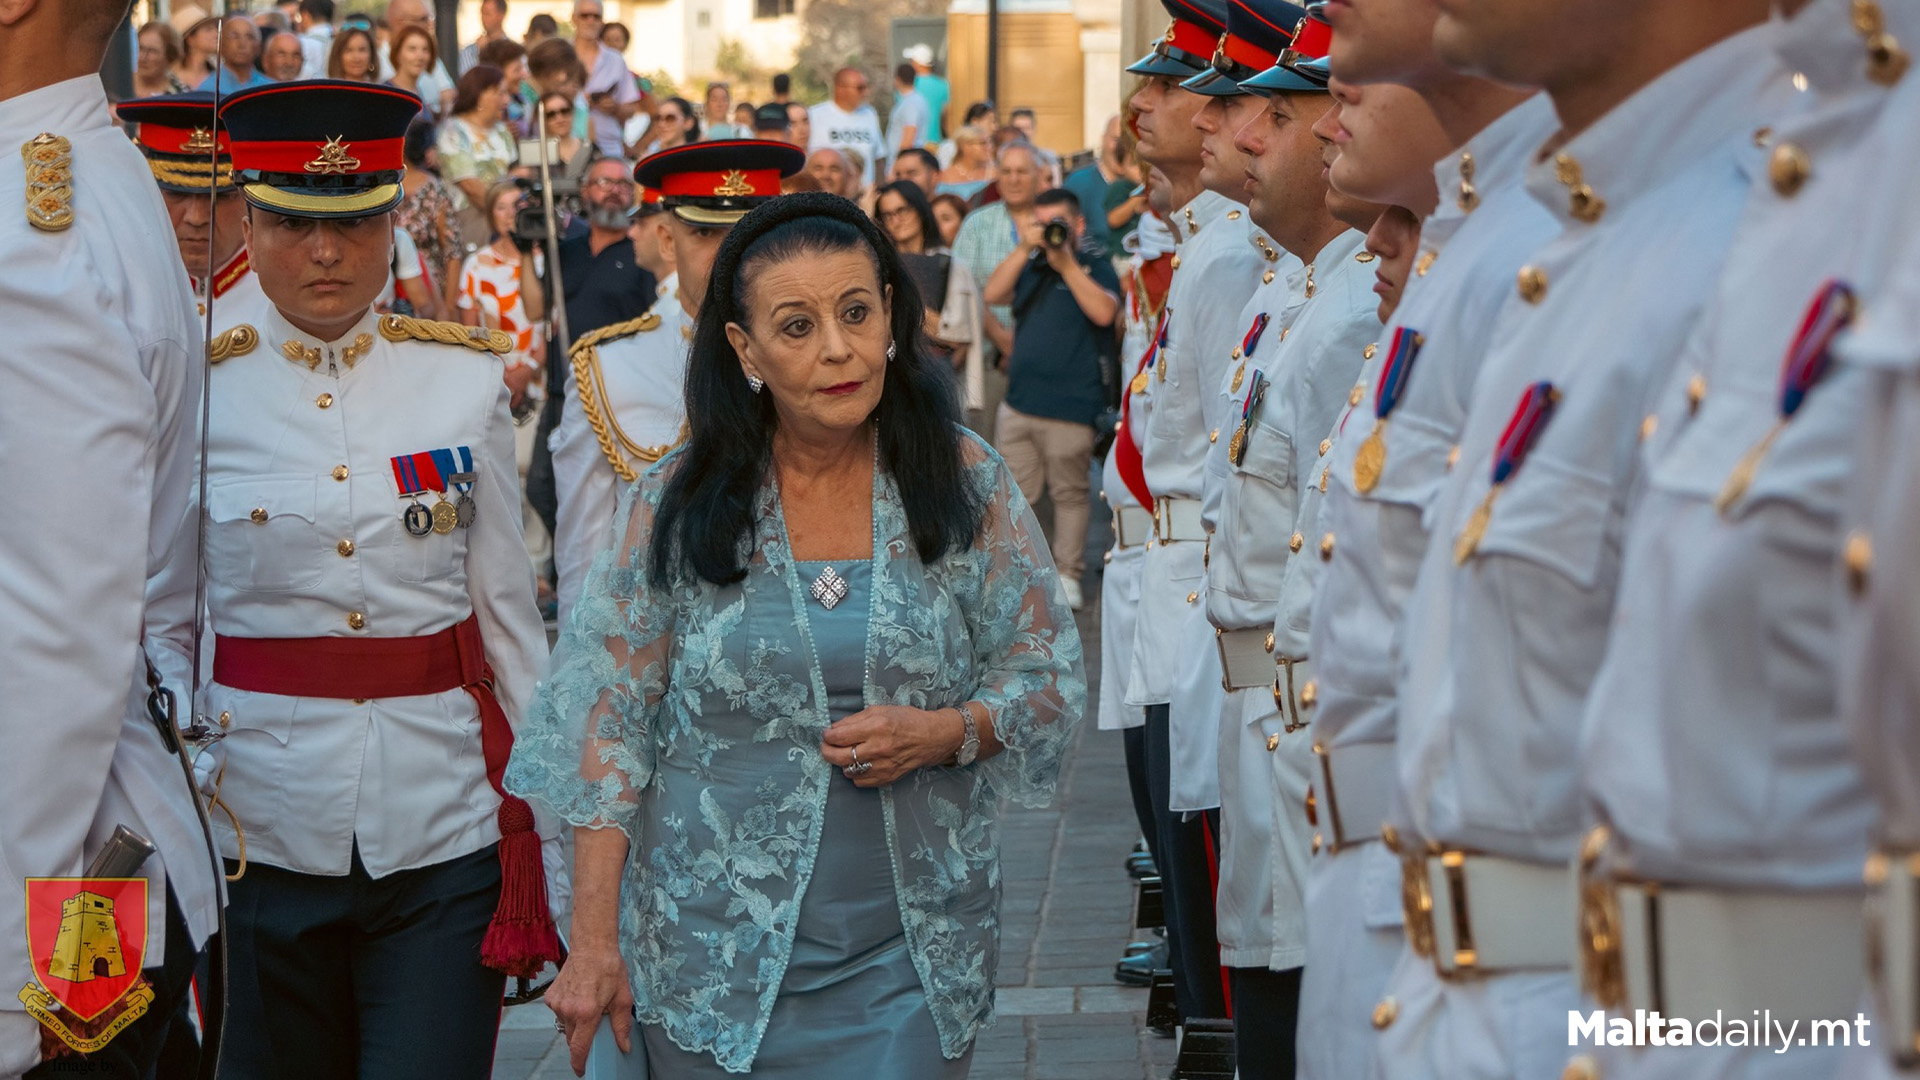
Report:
219,80,424,219
1127,0,1230,79
117,92,236,193
1244,1,1333,93
1184,0,1309,96
632,139,805,226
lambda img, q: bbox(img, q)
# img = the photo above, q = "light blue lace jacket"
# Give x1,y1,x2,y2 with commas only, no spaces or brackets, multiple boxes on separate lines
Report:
505,431,1085,1073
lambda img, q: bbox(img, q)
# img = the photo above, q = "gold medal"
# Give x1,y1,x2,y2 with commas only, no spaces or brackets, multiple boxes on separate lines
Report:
431,497,458,534
1453,488,1498,565
1353,422,1388,493
1231,362,1246,394
1713,421,1784,515
1156,353,1167,383
1130,370,1150,396
1228,422,1246,466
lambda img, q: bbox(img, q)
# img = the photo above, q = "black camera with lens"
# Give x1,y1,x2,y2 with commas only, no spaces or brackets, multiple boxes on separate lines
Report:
510,179,548,249
1042,219,1072,249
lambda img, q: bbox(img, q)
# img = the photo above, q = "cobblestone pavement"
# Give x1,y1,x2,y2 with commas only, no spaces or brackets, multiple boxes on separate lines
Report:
495,517,1173,1078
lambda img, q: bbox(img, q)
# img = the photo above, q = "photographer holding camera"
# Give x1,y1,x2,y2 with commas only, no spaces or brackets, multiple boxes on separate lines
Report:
982,187,1121,610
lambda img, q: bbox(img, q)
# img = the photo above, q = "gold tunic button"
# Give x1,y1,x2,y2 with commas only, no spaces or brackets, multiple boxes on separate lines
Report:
1262,269,1275,284
1103,550,1113,565
1770,141,1811,197
1263,632,1275,653
1686,373,1708,414
1289,532,1304,553
336,539,355,557
1232,347,1243,360
1446,445,1461,470
1846,530,1873,594
316,393,334,409
1227,209,1241,220
1319,438,1332,457
249,507,268,524
1639,413,1658,442
1363,343,1378,360
217,710,231,729
1372,997,1399,1030
1186,591,1199,605
1348,384,1365,407
1171,254,1182,270
332,465,349,481
1415,250,1436,277
1517,265,1548,304
1267,733,1281,752
1210,429,1219,444
1380,824,1401,852
347,611,366,631
1319,533,1335,561
1300,680,1317,708
1562,1056,1601,1080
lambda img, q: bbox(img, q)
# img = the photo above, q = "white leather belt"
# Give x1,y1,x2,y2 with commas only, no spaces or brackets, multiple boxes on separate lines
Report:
1577,827,1865,1024
1314,742,1394,853
1868,849,1920,1066
1398,845,1572,979
1113,504,1155,549
1153,496,1206,543
1215,627,1275,690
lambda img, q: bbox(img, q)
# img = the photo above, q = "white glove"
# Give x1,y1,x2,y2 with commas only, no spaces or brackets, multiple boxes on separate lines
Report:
188,737,226,800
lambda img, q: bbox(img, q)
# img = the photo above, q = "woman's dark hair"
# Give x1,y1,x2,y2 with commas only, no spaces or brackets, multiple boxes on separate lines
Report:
650,192,982,588
659,96,700,142
325,26,376,80
873,180,939,252
963,101,995,125
452,63,506,118
402,117,436,168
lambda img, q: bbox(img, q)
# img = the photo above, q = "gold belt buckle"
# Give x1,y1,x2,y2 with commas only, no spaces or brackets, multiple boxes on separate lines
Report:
1435,851,1479,980
1576,825,1627,1011
1153,497,1173,542
1387,827,1437,960
1274,656,1309,732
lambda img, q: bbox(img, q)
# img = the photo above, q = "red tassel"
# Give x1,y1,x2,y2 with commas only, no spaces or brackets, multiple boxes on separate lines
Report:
480,796,563,979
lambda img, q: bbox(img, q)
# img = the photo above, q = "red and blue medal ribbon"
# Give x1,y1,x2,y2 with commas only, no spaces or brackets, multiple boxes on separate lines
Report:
1456,380,1559,563
1777,279,1855,419
1241,312,1270,358
1373,326,1425,421
1491,380,1560,485
1715,279,1857,512
390,450,447,497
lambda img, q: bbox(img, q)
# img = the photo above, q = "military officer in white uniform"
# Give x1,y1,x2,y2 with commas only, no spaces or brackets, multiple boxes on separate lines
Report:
1574,4,1917,1078
550,139,805,623
1385,5,1795,1078
1123,0,1276,1026
117,91,267,321
0,3,224,1074
185,80,561,1080
1300,2,1558,1073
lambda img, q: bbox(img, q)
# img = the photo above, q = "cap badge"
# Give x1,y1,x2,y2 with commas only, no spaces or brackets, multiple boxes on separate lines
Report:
304,135,361,175
183,127,217,154
715,169,756,197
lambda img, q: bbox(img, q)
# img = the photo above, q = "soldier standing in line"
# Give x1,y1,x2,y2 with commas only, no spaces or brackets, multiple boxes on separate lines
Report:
1297,0,1557,1074
1,2,226,1076
549,139,805,623
185,79,564,1080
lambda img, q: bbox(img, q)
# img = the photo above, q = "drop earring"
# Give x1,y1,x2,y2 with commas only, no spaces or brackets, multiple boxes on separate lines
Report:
886,341,897,362
746,374,764,393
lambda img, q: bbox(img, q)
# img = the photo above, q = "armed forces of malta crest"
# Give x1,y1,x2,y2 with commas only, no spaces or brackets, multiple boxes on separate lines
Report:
17,877,155,1056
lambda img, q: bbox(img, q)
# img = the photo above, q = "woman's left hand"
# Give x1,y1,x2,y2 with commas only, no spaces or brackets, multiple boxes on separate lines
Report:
821,706,965,788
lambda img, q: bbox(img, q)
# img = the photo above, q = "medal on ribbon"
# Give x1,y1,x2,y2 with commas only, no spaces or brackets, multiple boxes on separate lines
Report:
390,451,446,538
1353,327,1425,494
1229,370,1267,468
426,448,461,534
1231,313,1271,394
1134,309,1169,396
1453,380,1560,565
1155,307,1173,384
446,445,478,528
1714,279,1855,513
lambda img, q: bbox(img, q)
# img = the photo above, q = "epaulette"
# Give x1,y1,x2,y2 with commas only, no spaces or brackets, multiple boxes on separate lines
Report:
568,313,662,361
22,133,74,232
208,324,259,365
376,314,511,355
569,312,681,484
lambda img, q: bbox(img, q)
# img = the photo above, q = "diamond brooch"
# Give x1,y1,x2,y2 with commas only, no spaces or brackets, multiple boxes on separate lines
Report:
809,566,849,610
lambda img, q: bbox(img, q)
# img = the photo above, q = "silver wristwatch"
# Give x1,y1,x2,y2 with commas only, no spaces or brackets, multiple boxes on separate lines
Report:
955,705,980,767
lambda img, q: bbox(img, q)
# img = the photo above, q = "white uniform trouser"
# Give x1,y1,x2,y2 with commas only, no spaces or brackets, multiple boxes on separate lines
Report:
1217,685,1278,968
1297,842,1404,1080
1376,950,1579,1080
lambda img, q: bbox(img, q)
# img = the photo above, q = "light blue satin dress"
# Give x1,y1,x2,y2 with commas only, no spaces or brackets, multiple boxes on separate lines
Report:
639,559,972,1079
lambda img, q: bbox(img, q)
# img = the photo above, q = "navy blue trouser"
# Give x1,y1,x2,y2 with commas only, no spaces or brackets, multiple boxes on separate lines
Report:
217,844,505,1080
1144,703,1227,1021
1229,965,1301,1079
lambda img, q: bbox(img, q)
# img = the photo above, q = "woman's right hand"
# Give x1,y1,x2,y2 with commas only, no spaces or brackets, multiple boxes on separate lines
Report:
547,942,634,1077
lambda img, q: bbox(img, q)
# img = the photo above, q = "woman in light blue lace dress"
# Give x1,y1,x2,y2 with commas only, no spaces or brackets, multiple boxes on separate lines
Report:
506,192,1086,1078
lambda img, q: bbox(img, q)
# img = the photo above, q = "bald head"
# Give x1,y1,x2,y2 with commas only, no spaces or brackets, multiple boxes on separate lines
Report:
384,0,430,29
831,66,869,110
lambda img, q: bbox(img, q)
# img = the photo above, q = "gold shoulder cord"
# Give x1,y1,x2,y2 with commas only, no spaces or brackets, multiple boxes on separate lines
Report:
568,314,684,482
207,324,259,364
377,314,512,354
